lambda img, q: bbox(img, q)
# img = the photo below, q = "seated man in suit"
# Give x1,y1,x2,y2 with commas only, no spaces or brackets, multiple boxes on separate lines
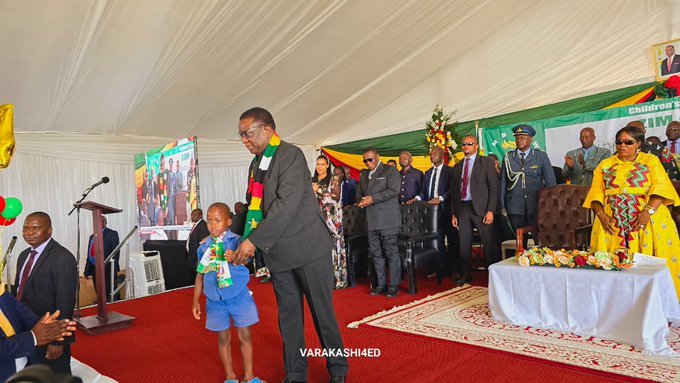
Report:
0,285,75,382
84,215,120,301
14,212,78,375
450,136,499,285
357,147,402,298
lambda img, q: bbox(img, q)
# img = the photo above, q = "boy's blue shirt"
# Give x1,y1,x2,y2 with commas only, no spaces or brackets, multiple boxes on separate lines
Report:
197,229,249,301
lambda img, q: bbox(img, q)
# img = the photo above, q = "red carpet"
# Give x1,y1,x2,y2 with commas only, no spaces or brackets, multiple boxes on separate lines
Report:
72,270,655,383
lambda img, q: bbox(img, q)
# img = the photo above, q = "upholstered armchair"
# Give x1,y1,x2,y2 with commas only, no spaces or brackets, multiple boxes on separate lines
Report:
399,201,440,294
516,184,592,253
342,204,370,287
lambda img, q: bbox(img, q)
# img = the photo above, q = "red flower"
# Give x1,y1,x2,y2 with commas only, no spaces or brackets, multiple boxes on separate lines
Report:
574,255,587,266
616,251,627,263
665,75,680,89
436,122,442,127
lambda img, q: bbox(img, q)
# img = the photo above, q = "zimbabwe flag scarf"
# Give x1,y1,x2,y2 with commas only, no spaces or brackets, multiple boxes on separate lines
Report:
244,132,281,239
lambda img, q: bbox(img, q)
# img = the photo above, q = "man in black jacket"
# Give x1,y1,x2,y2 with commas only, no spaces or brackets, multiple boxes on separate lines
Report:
450,136,499,285
14,212,77,375
84,215,120,301
233,107,347,383
186,208,209,277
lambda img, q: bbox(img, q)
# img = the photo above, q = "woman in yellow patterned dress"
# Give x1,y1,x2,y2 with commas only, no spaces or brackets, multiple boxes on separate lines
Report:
584,126,680,296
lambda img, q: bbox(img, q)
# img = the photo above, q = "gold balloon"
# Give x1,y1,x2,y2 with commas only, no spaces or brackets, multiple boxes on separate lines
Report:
0,104,15,169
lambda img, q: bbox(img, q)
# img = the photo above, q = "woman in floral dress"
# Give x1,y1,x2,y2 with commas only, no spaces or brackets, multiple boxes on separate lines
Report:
317,160,348,289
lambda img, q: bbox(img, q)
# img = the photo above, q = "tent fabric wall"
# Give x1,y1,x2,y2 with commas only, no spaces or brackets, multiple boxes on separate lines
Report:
1,1,678,146
0,134,316,277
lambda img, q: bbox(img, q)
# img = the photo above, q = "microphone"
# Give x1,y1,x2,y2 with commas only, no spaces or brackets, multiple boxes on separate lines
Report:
2,236,17,266
90,176,110,189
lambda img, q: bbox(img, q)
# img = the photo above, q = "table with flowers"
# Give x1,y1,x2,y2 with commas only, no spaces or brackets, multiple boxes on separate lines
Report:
488,250,680,356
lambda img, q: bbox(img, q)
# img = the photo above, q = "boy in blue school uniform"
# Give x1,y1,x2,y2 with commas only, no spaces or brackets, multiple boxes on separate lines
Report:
192,202,264,383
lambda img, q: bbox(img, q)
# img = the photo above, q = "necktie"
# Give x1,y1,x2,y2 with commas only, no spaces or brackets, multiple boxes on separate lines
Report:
669,59,673,72
429,168,438,200
16,250,37,302
520,152,526,166
461,158,470,200
88,237,96,264
671,141,677,154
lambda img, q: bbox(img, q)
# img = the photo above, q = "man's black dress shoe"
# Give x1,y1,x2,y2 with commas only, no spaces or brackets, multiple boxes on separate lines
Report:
386,286,399,298
456,273,472,287
370,286,386,296
329,376,346,383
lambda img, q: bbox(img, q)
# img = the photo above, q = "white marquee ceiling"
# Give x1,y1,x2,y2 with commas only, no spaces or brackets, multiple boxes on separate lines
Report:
1,0,679,147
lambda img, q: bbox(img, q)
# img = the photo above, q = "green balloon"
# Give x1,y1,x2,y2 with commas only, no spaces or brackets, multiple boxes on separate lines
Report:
1,197,22,220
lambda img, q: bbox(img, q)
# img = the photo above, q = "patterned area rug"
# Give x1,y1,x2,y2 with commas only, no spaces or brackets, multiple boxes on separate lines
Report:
349,286,680,382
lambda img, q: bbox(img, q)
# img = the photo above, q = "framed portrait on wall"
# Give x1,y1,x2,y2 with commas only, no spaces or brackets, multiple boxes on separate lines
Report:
652,38,680,80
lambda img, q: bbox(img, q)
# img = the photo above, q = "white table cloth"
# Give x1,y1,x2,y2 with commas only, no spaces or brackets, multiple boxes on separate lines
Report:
488,257,680,356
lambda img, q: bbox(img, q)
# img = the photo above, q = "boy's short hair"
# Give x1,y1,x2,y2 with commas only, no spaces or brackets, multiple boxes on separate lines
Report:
208,202,231,217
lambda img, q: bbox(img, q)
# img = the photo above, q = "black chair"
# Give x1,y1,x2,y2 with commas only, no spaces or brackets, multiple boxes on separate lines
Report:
342,205,371,287
399,201,441,294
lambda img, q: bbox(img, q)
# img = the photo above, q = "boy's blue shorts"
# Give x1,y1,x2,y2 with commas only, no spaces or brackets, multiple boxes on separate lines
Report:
205,289,259,332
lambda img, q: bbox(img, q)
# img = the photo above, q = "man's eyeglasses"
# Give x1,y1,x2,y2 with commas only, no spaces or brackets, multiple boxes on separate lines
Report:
615,139,637,146
461,142,476,147
237,124,264,139
363,158,374,164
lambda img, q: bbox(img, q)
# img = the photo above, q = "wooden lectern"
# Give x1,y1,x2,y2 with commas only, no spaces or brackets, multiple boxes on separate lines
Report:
74,201,135,334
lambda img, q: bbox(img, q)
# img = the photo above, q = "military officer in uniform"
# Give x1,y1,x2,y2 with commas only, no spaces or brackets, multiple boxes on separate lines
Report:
500,125,556,247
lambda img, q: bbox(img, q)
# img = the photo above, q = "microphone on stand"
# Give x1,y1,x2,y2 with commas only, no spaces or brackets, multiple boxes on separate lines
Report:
2,236,17,265
3,236,17,286
90,176,110,189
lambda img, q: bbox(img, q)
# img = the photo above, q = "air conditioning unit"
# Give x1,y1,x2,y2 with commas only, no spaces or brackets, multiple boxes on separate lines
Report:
126,251,165,298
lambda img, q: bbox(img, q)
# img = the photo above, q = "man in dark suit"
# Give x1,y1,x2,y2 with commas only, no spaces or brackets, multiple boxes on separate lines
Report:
408,146,455,276
450,136,499,285
0,285,76,382
662,120,680,155
398,151,423,203
628,120,680,181
232,107,347,383
500,125,556,247
340,166,357,207
13,212,78,375
356,148,402,298
661,45,680,76
0,288,76,382
84,215,120,301
166,157,176,226
186,208,209,277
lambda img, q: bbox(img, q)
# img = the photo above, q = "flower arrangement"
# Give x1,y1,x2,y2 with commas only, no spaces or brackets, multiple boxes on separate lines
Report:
516,247,634,271
425,104,457,164
654,75,680,98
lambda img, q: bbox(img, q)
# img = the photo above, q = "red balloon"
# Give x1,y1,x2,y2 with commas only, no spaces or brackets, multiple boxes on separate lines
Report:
0,217,15,226
0,196,5,214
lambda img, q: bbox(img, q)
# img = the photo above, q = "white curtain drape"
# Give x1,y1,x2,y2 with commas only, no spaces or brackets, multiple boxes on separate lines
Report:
0,133,317,280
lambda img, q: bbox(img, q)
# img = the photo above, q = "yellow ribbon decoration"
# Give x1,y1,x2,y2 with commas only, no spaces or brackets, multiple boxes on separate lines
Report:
0,104,16,169
0,284,17,337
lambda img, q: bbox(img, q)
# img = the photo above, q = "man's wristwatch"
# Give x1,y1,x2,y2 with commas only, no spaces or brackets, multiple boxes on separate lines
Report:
647,206,656,215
